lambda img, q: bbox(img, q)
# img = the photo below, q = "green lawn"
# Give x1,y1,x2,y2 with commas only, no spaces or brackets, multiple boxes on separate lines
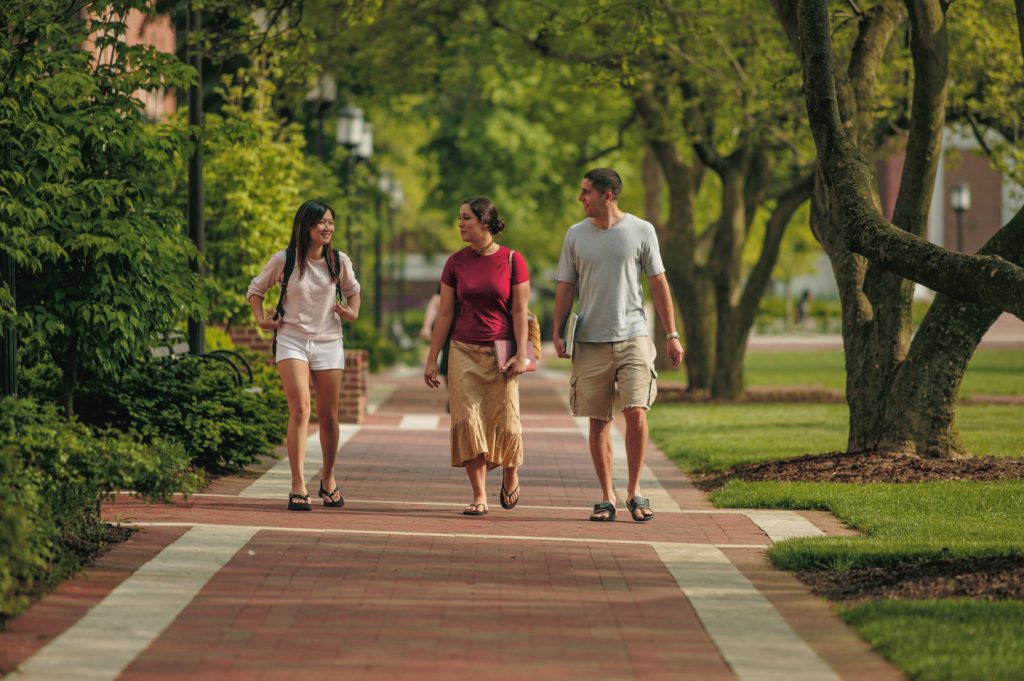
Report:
647,403,1024,472
655,347,1024,396
842,601,1024,681
647,393,1024,680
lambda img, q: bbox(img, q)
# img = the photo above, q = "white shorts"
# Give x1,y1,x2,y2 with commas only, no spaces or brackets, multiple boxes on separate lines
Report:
275,333,345,371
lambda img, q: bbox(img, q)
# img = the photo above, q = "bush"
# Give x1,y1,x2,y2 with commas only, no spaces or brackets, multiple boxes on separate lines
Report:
0,396,201,623
76,355,287,472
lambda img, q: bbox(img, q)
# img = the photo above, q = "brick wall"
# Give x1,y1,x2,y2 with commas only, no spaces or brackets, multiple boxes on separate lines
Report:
228,326,368,424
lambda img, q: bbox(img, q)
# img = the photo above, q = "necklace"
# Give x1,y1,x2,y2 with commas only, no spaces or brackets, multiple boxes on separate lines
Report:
472,240,495,255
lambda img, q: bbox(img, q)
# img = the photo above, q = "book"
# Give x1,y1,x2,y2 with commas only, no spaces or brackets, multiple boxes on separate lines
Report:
562,312,580,357
494,339,537,372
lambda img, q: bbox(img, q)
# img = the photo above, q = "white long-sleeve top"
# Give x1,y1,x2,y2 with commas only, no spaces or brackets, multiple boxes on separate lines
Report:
247,250,361,341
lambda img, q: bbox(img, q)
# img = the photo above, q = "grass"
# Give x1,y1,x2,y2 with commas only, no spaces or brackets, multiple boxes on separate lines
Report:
647,403,1024,473
655,347,1024,396
646,388,1024,679
841,600,1024,681
712,480,1024,570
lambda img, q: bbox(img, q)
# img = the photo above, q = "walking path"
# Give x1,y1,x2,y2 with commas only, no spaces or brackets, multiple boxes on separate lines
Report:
1,368,903,680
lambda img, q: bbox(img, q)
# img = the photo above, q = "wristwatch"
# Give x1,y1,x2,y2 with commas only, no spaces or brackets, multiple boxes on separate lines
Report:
666,331,680,340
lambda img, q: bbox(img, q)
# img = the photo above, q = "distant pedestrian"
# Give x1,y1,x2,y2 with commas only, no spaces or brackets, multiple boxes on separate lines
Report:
795,289,812,326
553,168,683,522
424,197,531,516
247,199,361,512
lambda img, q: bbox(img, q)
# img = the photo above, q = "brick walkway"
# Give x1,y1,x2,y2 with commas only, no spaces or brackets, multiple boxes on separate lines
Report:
1,368,903,680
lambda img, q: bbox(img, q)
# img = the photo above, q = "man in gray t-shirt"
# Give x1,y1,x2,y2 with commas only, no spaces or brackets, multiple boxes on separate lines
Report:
553,168,684,523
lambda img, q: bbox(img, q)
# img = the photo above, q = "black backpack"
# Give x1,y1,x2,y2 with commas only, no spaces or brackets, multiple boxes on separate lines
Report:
271,247,344,354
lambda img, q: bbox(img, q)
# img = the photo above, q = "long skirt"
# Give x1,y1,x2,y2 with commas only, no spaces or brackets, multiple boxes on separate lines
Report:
448,340,524,469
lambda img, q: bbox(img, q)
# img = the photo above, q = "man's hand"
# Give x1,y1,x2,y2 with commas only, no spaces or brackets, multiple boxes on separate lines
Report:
666,337,684,368
554,335,569,359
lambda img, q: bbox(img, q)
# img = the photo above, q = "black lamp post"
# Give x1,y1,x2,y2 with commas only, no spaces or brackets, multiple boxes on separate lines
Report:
187,0,205,355
335,107,372,255
950,181,971,253
305,74,336,160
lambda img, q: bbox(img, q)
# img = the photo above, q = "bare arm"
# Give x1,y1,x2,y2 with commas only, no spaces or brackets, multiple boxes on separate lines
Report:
503,280,532,374
249,294,281,330
552,280,575,358
424,284,456,388
648,273,683,368
336,292,360,322
420,293,441,340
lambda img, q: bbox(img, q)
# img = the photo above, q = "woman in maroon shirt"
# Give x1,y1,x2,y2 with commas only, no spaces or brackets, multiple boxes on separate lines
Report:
424,197,531,515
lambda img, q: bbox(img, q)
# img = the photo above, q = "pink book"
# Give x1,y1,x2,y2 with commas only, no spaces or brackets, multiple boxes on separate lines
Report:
494,339,537,372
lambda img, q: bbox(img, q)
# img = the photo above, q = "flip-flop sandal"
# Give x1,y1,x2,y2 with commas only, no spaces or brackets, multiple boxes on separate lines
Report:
589,501,617,522
626,496,654,522
287,493,312,511
499,483,520,510
463,503,488,516
319,481,345,508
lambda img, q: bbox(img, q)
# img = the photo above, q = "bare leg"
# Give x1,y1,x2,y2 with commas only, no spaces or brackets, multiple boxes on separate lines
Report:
501,466,520,507
278,359,312,497
623,407,652,519
312,368,343,502
465,454,488,512
589,417,615,518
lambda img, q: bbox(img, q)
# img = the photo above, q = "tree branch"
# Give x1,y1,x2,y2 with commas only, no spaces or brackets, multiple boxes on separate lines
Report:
797,0,1024,319
889,0,947,238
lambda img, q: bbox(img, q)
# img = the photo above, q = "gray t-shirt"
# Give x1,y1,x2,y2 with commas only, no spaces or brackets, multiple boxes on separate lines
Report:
555,213,666,342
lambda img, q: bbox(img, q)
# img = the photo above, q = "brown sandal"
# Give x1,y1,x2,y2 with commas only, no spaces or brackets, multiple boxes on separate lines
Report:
463,503,488,516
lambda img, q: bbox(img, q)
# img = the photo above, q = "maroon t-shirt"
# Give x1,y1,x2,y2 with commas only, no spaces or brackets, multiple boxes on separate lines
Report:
441,245,529,344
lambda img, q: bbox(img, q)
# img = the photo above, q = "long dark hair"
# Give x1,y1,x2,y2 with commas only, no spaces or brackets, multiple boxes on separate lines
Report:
461,196,506,236
287,199,340,280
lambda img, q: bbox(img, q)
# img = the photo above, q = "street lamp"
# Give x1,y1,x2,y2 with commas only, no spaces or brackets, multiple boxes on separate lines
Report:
305,73,336,160
950,181,971,252
335,108,372,254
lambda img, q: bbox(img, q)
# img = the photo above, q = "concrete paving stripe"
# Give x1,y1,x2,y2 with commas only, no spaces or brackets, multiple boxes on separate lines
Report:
124,521,763,551
653,542,839,681
238,425,360,498
399,414,440,430
10,525,256,681
744,510,825,541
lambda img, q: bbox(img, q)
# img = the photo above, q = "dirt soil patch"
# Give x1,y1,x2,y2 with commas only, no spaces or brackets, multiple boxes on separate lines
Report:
798,555,1024,603
693,451,1024,491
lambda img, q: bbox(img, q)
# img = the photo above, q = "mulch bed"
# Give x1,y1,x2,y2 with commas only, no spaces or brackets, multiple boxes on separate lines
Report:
694,450,1024,602
693,451,1024,491
798,555,1024,604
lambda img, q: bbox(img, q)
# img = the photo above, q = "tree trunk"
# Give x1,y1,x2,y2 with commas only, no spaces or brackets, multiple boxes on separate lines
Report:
643,145,675,373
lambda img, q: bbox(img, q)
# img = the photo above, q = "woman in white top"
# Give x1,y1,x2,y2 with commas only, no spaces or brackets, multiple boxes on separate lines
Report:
247,199,361,511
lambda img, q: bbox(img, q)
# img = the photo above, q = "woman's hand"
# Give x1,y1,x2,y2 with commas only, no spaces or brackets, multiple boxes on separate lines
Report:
424,359,442,388
258,314,282,330
501,354,530,375
335,302,358,321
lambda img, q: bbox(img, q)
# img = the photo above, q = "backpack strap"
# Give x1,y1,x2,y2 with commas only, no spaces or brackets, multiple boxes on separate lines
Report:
334,249,343,302
271,247,297,355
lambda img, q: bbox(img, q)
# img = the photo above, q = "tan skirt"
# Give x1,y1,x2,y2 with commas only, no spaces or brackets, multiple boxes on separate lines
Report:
448,339,523,469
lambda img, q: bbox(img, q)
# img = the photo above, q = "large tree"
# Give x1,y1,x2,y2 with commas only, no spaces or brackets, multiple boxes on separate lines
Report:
486,1,816,397
775,0,1024,457
1,0,201,414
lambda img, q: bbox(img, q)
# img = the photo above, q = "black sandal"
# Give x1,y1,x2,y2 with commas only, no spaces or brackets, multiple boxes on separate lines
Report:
463,503,488,516
626,496,654,522
287,493,312,511
589,501,616,522
319,481,345,508
499,483,520,510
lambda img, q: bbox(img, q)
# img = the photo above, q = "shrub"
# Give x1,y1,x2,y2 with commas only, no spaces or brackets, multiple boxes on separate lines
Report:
0,396,201,624
77,355,287,472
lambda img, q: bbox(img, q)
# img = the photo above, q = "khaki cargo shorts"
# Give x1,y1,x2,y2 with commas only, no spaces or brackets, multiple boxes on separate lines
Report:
569,337,658,421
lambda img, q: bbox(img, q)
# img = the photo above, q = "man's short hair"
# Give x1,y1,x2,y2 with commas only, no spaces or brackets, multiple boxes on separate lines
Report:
584,168,622,200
